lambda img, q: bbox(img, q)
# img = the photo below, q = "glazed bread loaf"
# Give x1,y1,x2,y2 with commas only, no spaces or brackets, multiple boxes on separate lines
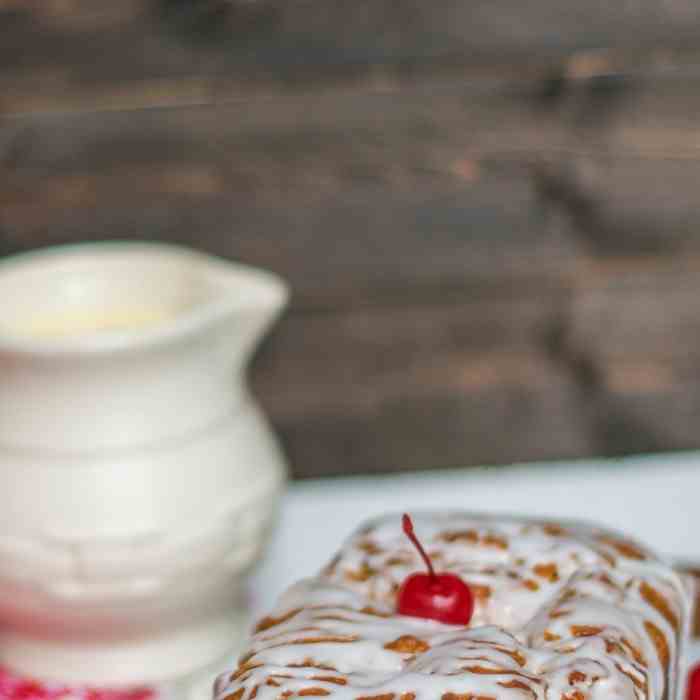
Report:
215,514,693,700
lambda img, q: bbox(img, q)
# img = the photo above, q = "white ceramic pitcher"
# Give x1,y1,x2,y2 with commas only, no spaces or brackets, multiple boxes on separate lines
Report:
0,242,289,685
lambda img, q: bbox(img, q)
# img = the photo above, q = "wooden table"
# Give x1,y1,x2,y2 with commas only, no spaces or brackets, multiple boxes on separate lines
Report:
4,3,700,478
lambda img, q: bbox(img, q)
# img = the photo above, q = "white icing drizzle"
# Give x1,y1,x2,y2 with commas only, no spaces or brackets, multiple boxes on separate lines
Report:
215,513,693,700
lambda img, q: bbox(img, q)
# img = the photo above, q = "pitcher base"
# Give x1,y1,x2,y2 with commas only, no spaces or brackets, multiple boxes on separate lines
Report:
0,613,249,687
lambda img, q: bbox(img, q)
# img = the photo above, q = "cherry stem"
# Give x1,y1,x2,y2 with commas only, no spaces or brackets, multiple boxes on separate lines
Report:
402,513,437,581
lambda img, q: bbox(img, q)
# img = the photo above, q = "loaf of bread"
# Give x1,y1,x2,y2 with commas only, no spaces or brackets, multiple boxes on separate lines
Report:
215,514,693,700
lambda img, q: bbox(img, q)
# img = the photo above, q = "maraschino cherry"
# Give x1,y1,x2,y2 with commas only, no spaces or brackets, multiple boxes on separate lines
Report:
396,513,474,625
687,662,700,700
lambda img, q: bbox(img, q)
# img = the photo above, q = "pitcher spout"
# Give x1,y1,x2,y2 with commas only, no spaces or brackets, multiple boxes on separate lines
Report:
0,242,290,452
211,259,289,371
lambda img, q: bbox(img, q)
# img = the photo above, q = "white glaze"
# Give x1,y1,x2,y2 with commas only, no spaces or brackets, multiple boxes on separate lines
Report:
215,514,693,700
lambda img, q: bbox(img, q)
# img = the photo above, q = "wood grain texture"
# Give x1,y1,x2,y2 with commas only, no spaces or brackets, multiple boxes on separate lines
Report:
4,2,700,477
0,89,579,309
251,297,594,477
2,0,700,115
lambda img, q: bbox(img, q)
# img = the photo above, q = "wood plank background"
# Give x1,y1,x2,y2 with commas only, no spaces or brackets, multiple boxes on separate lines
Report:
2,1,700,478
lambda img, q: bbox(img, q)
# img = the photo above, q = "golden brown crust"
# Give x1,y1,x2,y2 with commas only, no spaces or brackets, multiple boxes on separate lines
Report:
255,608,302,633
644,620,670,670
533,563,559,583
598,536,647,561
570,625,604,637
639,581,679,631
383,635,431,653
